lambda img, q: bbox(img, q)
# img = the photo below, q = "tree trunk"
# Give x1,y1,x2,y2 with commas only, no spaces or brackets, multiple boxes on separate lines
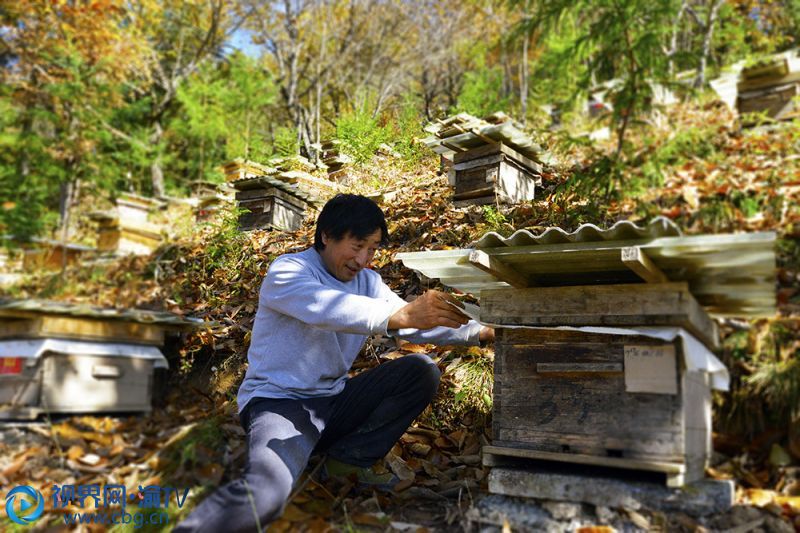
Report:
150,121,165,197
519,36,529,125
421,69,433,120
296,105,313,158
668,0,689,77
615,105,632,160
445,63,460,111
694,0,725,89
58,179,75,281
314,81,321,157
199,91,206,180
314,0,326,158
199,136,205,181
244,108,251,159
501,43,513,100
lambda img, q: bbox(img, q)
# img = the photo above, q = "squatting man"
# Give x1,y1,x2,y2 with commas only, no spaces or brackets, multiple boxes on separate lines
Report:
175,194,494,532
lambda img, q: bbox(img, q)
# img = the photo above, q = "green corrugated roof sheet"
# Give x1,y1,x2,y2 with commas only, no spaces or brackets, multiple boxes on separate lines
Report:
0,298,206,328
397,219,776,318
230,174,319,205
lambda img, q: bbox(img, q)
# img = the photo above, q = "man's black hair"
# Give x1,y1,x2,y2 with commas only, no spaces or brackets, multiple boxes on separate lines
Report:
314,194,389,251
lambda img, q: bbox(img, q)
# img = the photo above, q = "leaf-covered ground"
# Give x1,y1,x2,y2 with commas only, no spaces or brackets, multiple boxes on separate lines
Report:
3,102,800,531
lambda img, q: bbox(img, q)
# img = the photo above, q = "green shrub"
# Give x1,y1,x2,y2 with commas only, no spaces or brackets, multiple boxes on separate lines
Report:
336,105,392,165
272,126,298,157
391,92,427,165
454,65,509,119
482,205,510,235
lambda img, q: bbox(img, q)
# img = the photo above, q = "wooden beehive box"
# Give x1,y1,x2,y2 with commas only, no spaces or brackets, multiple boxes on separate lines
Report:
189,179,222,198
0,313,168,345
234,182,309,232
320,139,353,181
737,56,800,122
117,193,163,225
452,143,541,207
89,212,163,255
737,83,799,121
0,299,201,419
22,242,93,271
0,348,160,418
481,282,718,487
194,195,225,222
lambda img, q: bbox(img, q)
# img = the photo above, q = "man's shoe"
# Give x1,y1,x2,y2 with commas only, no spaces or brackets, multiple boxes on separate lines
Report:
322,457,399,490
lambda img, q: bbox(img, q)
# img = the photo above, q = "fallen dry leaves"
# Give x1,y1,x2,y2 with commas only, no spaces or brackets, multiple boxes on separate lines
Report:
4,100,800,529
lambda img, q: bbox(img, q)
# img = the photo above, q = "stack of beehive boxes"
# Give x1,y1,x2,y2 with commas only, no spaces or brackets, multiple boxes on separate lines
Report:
482,283,719,488
318,140,353,181
422,112,547,206
737,51,800,123
0,299,201,419
398,220,776,493
89,193,164,255
224,157,337,232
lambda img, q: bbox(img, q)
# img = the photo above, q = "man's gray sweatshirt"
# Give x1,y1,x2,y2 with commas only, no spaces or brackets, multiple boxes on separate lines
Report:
237,248,482,412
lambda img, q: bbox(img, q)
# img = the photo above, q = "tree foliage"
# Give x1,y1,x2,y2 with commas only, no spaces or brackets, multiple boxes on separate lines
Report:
0,0,141,238
2,0,800,239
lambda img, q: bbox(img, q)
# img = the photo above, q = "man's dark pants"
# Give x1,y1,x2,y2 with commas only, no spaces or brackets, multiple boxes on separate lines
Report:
173,354,440,532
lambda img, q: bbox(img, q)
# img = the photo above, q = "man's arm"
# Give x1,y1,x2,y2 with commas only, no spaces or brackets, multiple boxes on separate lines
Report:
261,257,400,335
385,289,494,346
387,290,470,330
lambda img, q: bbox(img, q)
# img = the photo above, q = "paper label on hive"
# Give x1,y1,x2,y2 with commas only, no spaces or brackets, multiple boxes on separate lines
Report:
624,344,678,395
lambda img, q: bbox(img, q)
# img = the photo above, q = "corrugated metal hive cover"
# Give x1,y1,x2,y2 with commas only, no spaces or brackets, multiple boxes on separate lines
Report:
422,112,549,163
396,218,776,318
230,174,317,204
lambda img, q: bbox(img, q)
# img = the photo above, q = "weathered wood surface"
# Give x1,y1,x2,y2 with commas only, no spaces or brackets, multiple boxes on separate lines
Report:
238,199,273,213
481,282,719,350
490,466,736,509
496,157,538,204
452,196,498,208
235,186,308,210
621,247,668,283
452,142,542,173
453,153,504,172
468,250,529,288
23,247,87,271
492,327,710,485
740,58,789,82
238,195,306,232
0,316,165,345
738,83,799,120
452,146,540,205
483,445,685,474
535,362,623,373
737,71,800,92
454,165,496,198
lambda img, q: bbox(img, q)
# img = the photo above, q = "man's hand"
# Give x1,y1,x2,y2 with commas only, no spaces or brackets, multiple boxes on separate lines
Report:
388,290,470,330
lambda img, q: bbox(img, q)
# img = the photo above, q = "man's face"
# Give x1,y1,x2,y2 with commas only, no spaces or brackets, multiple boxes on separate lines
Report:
319,229,382,282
